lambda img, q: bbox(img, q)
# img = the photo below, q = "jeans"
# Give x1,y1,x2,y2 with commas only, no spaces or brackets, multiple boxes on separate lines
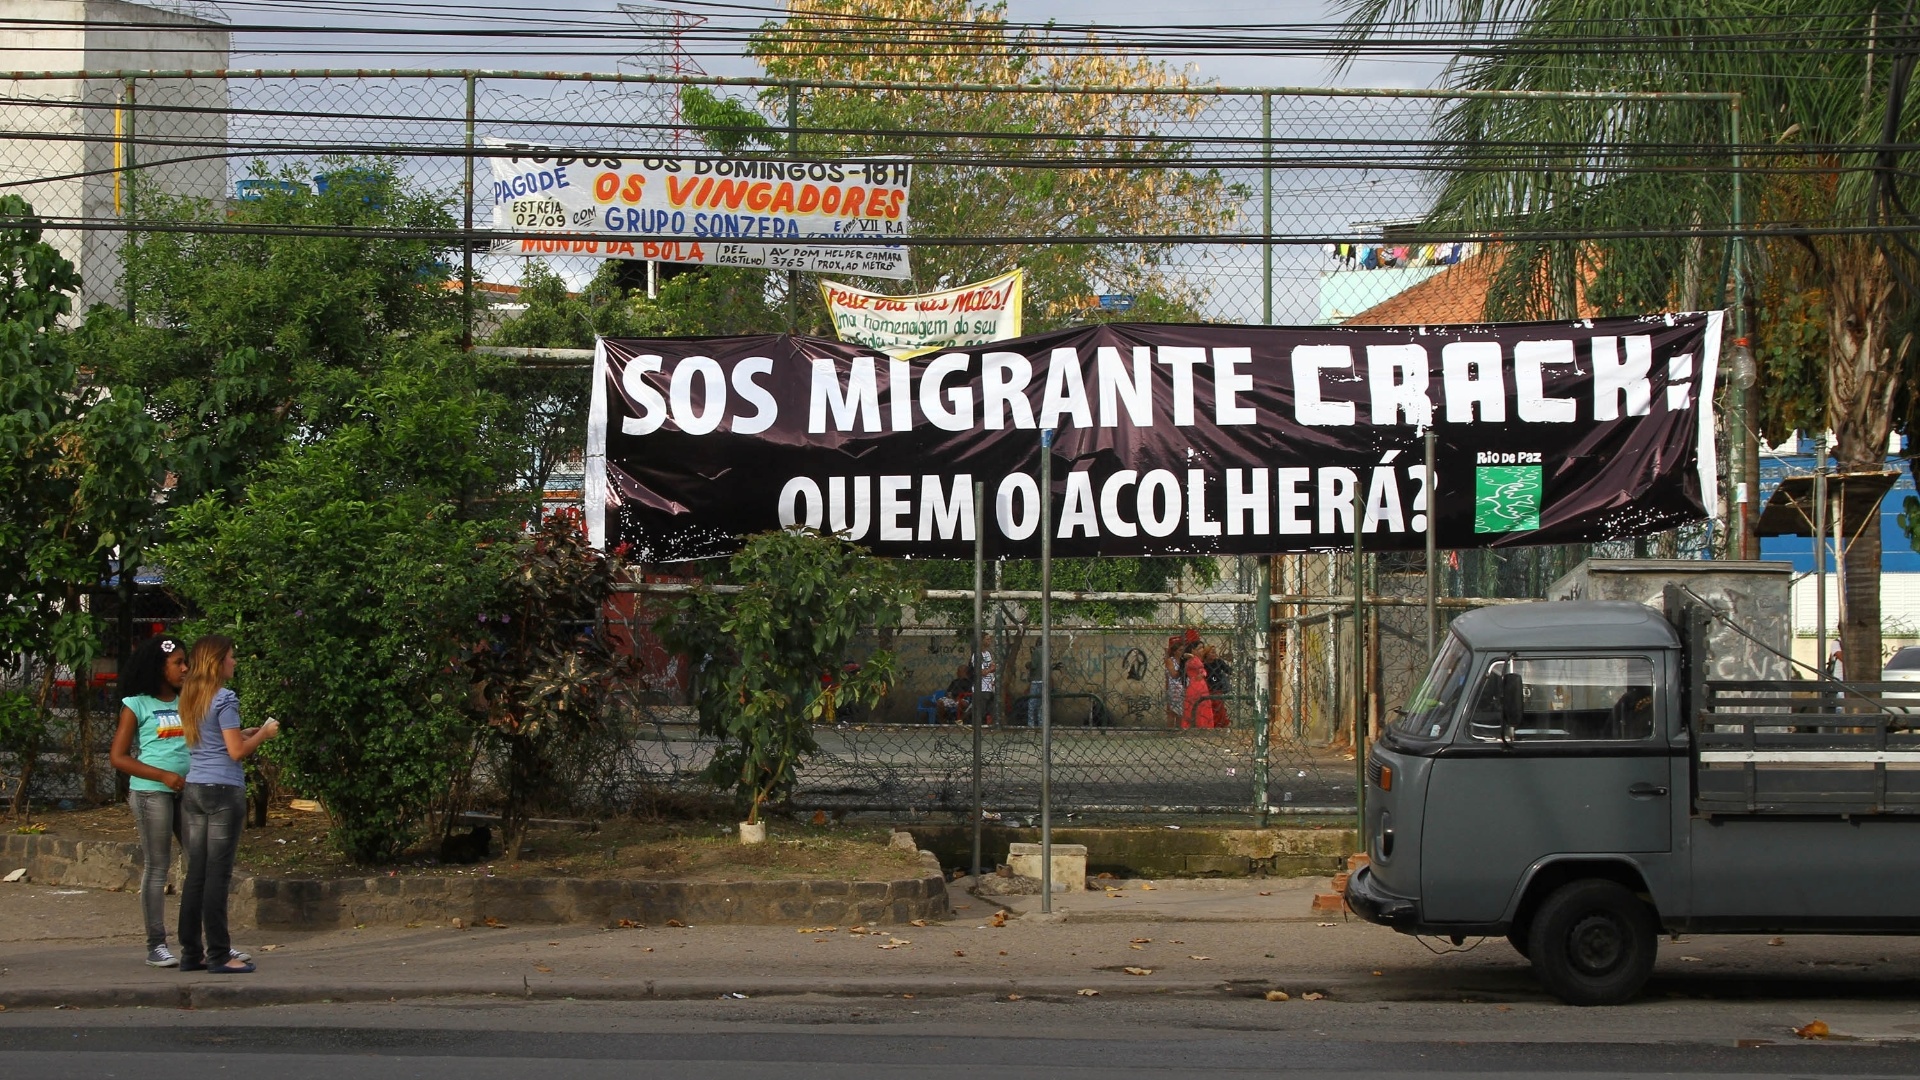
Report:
129,790,180,949
179,783,245,965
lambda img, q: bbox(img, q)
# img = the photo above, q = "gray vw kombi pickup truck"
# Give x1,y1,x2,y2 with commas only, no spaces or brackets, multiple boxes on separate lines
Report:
1346,594,1920,1005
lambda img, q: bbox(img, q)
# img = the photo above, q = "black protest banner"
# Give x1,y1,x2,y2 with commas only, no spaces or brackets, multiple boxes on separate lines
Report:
584,313,1721,561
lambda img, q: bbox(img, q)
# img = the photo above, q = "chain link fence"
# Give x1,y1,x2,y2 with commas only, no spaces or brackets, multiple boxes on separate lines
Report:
0,70,1737,326
0,69,1739,818
587,555,1346,818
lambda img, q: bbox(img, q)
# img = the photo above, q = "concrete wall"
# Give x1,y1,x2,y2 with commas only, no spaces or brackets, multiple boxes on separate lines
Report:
1547,558,1796,681
0,1,229,311
871,628,1192,727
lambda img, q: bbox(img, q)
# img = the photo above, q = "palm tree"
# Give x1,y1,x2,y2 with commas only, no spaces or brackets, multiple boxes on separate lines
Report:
1336,1,1920,678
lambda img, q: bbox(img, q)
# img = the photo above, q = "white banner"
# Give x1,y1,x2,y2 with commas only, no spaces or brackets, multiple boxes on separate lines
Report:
820,269,1023,358
488,145,911,279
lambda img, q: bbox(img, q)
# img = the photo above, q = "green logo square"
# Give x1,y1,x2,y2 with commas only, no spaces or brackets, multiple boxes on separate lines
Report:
1475,465,1542,533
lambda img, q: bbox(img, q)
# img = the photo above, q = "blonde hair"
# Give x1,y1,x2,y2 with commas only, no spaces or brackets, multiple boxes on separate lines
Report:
178,635,234,749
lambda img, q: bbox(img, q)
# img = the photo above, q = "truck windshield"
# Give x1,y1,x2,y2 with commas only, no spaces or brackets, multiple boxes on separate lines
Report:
1392,634,1471,740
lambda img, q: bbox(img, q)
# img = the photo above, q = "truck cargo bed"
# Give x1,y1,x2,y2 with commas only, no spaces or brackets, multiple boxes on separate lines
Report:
1696,680,1920,815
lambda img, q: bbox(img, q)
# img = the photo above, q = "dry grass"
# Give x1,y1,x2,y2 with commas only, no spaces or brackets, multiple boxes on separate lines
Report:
10,802,928,883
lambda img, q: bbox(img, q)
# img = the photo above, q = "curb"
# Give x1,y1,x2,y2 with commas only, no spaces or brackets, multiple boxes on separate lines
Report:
0,970,1556,1011
0,974,1379,1011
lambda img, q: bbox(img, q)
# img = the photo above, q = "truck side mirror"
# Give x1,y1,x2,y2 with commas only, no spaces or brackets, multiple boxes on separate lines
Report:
1498,672,1525,746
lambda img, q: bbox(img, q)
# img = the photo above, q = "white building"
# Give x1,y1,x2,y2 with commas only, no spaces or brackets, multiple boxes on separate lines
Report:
0,0,229,311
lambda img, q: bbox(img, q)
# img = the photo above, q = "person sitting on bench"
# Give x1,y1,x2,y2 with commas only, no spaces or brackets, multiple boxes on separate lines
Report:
933,665,972,724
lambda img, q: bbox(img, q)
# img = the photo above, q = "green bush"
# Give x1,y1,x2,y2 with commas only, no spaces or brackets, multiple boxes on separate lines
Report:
659,530,913,824
162,349,523,862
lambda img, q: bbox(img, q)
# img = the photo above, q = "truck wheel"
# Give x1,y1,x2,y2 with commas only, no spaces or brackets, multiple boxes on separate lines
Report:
1526,879,1657,1006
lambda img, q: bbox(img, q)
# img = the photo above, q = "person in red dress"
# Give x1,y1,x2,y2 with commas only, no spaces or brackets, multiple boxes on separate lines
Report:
1182,648,1218,729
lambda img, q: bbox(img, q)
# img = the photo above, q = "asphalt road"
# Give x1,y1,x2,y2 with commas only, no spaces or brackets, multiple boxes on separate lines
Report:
5,994,1920,1079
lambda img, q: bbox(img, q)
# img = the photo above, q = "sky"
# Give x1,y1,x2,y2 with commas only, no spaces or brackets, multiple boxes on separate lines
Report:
106,0,1463,318
184,0,1452,90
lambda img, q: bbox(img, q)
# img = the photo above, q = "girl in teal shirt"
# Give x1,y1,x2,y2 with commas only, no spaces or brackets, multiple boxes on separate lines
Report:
109,635,190,968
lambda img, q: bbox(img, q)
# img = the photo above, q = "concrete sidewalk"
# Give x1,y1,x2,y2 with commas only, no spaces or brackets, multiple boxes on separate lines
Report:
8,876,1920,1010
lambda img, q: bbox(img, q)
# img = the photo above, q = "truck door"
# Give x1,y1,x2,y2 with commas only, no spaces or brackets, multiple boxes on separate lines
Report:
1421,654,1673,924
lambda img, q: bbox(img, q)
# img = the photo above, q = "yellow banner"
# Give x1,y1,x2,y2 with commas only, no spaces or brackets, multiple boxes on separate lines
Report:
820,269,1023,359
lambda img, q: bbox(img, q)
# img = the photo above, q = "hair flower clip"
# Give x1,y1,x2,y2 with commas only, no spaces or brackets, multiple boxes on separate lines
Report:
160,640,177,653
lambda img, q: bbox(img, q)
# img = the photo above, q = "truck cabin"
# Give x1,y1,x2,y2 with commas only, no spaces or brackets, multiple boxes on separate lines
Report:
1392,601,1677,750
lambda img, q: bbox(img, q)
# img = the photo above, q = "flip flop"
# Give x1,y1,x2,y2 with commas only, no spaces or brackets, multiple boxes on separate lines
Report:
207,959,255,974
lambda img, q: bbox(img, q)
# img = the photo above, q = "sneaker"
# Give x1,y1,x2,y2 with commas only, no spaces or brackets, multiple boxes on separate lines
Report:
145,945,180,968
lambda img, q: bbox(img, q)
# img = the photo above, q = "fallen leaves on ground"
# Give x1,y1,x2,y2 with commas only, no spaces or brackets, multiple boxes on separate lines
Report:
879,937,911,950
666,920,686,928
1264,991,1289,1002
797,926,837,934
1077,989,1099,997
990,912,1007,927
1371,970,1383,976
1258,891,1272,897
1139,883,1156,891
953,949,966,957
910,919,928,927
534,965,552,973
482,917,508,929
260,945,283,953
1316,922,1336,927
1302,992,1325,1001
1129,944,1144,951
1680,955,1703,962
1190,955,1213,961
1130,937,1151,944
616,919,643,929
1124,966,1152,976
1768,937,1787,946
1005,993,1023,1001
1796,1020,1830,1040
451,918,465,930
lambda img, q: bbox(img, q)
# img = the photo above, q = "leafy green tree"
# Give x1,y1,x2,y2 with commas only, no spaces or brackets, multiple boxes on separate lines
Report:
1335,0,1920,677
0,197,166,811
658,531,913,826
79,160,461,503
747,0,1240,330
160,348,524,862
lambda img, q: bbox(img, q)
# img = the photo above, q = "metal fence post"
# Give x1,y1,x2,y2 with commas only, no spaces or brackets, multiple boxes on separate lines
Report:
971,480,986,882
123,77,136,321
786,84,801,334
1352,511,1366,832
1424,425,1437,664
1039,428,1054,912
1262,91,1273,325
1254,556,1272,821
462,74,477,352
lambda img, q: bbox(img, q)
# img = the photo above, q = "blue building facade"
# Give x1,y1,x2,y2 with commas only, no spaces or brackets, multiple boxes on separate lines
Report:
1755,434,1920,572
